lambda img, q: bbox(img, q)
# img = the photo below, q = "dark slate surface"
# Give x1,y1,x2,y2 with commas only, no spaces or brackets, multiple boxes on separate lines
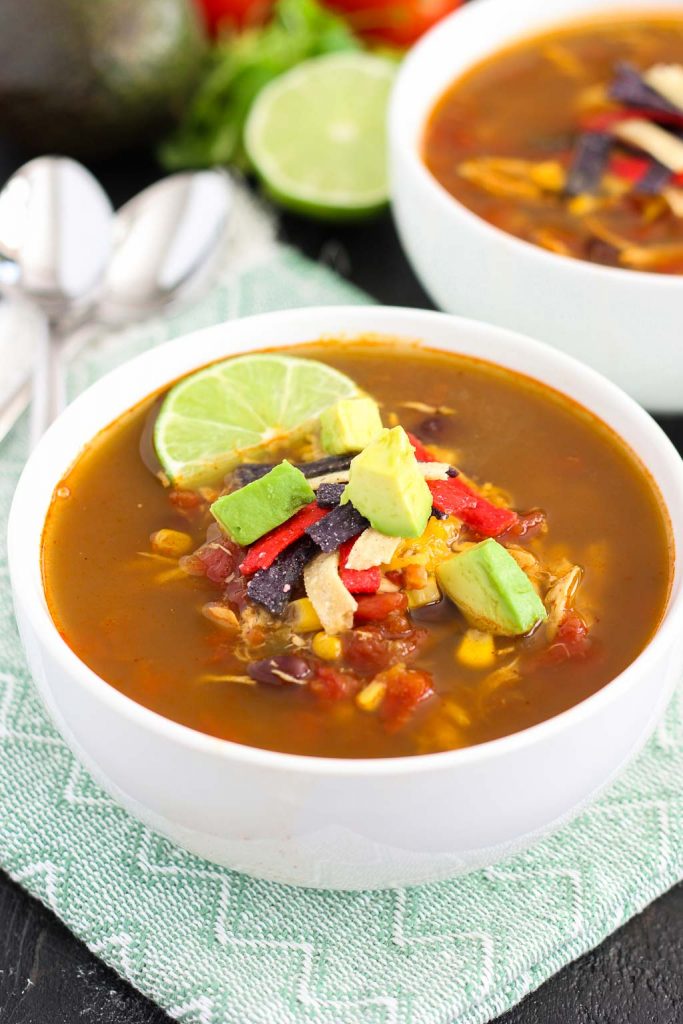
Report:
0,141,682,1024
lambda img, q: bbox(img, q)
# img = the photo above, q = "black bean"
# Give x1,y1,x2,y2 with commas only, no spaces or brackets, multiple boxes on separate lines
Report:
416,416,446,440
248,655,313,686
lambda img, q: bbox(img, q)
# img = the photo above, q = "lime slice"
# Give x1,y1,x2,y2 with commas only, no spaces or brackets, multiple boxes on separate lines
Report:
154,354,359,487
244,52,397,221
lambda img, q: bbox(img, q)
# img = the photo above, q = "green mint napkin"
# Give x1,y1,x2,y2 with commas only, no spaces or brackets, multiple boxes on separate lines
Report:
1,245,681,1024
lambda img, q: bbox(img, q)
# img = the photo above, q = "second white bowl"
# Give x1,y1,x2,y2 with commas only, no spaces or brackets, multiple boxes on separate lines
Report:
389,0,683,411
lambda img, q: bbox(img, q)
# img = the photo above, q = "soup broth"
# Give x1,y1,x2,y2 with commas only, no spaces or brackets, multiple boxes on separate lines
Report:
42,341,672,758
423,15,683,273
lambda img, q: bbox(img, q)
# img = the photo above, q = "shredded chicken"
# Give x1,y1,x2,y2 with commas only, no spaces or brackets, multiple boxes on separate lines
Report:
544,566,583,640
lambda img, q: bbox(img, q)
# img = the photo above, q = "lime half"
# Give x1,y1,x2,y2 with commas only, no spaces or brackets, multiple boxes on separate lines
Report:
245,52,397,221
154,354,359,487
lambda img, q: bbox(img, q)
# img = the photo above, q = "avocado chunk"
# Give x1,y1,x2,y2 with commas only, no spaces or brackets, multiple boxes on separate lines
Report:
211,462,315,546
342,426,432,538
437,539,547,637
320,397,383,455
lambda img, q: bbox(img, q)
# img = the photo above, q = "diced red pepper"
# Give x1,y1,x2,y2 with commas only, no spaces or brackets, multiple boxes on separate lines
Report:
239,502,328,575
355,592,408,621
428,477,518,537
338,538,381,594
406,431,438,462
674,172,683,187
580,108,683,131
609,153,652,184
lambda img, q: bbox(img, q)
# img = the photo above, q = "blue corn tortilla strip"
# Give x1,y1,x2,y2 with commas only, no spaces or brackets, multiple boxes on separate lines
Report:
316,482,346,508
566,132,612,196
609,62,682,117
232,462,276,486
305,502,369,552
247,536,317,615
232,454,353,489
298,454,353,478
637,159,672,194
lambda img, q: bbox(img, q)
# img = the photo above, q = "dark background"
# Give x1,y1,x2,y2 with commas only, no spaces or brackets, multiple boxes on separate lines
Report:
0,140,681,1023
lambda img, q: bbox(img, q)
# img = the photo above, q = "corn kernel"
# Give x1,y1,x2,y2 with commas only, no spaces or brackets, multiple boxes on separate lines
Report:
286,598,322,633
312,632,342,661
407,575,441,609
356,680,387,712
151,528,194,558
529,160,566,192
456,629,496,670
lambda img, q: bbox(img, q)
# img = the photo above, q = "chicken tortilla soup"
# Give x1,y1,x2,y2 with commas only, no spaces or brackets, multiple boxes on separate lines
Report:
42,340,672,758
423,14,683,273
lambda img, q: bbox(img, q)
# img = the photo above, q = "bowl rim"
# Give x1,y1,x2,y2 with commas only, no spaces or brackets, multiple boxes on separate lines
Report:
389,0,683,289
9,304,683,778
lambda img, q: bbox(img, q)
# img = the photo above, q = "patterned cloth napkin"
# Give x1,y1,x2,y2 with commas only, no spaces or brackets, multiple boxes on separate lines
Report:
1,239,681,1024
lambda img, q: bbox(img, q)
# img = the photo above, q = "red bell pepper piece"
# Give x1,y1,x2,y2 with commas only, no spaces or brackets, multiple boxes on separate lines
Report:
609,153,651,184
406,431,438,462
338,538,381,594
239,502,328,575
428,477,518,537
580,108,683,131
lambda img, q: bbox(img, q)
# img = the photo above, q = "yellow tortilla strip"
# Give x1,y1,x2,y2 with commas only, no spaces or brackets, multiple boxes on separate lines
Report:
612,119,683,173
643,64,683,111
303,552,357,635
345,528,402,571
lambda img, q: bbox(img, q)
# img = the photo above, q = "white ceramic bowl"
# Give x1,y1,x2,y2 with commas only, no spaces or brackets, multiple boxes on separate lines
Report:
8,306,683,890
390,0,683,412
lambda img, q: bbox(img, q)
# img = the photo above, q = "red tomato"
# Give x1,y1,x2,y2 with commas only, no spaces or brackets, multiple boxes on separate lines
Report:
324,0,463,46
197,0,273,33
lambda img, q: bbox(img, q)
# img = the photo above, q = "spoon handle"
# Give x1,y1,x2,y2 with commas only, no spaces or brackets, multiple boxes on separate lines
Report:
28,314,64,449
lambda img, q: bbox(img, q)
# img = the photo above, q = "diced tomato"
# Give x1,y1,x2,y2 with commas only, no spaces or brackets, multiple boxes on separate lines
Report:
311,665,361,702
580,108,683,131
497,508,547,543
338,538,381,594
324,0,463,47
539,613,591,666
193,541,242,584
376,663,434,727
239,502,328,575
355,592,408,621
406,431,439,462
169,489,204,510
344,614,427,673
428,477,518,537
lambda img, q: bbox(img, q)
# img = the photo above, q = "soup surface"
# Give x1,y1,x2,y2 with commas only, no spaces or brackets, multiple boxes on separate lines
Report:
423,15,683,273
42,340,671,758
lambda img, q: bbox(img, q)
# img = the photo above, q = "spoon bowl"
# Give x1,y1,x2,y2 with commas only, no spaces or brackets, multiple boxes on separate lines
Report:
98,170,234,325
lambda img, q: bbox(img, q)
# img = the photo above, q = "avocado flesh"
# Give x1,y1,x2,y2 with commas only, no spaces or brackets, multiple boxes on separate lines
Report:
437,539,547,637
320,397,383,455
0,0,207,159
211,461,315,547
343,426,432,538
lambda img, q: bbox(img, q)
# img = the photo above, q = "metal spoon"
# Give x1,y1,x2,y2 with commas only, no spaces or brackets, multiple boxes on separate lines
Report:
0,168,234,444
0,156,113,446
